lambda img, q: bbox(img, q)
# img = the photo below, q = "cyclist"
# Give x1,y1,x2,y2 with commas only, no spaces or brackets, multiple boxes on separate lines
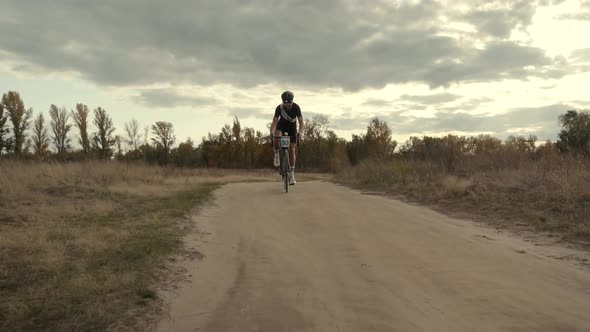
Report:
270,90,304,185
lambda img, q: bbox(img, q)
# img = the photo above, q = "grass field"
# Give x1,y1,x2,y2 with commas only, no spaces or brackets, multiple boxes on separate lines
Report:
336,156,590,241
0,161,282,331
4,155,588,330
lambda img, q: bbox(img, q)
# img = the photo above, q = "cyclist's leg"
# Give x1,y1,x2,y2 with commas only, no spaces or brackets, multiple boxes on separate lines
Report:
288,144,296,184
273,128,282,167
288,127,297,184
287,126,297,168
289,143,296,168
273,129,282,151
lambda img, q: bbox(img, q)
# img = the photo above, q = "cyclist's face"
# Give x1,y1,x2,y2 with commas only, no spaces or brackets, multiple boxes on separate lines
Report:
283,100,293,109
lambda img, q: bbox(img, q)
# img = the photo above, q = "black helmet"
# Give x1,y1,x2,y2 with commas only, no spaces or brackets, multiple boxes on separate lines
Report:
281,90,294,102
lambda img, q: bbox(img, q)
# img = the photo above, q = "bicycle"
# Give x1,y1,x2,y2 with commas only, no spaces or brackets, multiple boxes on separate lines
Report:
275,132,291,193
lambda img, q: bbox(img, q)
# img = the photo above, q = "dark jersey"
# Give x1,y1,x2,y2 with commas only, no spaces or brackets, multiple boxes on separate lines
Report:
274,103,302,130
274,103,302,143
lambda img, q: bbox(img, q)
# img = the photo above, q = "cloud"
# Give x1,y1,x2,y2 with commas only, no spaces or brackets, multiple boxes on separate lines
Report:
227,107,265,119
324,103,571,141
410,103,570,140
570,48,590,63
540,84,557,89
543,0,568,5
0,0,570,90
568,100,590,109
556,0,590,20
400,93,462,104
361,98,394,107
329,114,383,131
556,12,590,20
464,2,537,38
425,41,566,87
452,97,495,111
135,89,218,108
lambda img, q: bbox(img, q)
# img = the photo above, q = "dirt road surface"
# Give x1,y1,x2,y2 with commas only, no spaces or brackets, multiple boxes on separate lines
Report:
156,181,590,332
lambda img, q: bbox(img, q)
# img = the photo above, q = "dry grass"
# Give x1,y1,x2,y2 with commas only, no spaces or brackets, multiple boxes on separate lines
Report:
0,160,289,331
337,155,590,240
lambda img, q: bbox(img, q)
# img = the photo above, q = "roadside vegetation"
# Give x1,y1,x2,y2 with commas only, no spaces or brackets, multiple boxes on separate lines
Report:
336,110,590,241
337,148,590,240
0,161,277,330
1,88,589,329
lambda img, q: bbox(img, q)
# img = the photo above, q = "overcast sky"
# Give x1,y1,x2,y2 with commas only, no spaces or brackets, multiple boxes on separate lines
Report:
1,0,590,145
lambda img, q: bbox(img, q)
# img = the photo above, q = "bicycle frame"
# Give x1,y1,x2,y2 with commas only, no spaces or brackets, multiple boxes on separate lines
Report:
275,133,291,193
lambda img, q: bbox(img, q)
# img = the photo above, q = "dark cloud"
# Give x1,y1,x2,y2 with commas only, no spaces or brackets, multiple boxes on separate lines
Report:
400,93,462,104
453,97,495,111
0,0,569,90
426,41,566,87
362,98,394,107
445,104,562,139
464,2,536,38
325,103,571,141
339,95,493,132
135,89,218,108
412,104,568,139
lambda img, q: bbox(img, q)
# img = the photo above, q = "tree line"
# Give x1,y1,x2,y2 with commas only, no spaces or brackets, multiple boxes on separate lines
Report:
0,91,177,163
1,90,589,171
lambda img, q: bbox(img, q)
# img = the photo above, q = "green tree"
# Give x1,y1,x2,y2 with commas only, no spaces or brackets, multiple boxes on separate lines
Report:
198,133,222,168
32,112,50,158
325,130,349,172
441,134,468,173
2,91,33,156
151,121,176,164
124,118,141,152
466,134,502,155
71,103,91,154
151,121,175,153
172,138,198,167
92,107,116,160
243,127,257,168
49,104,72,155
219,124,233,166
346,134,368,165
505,135,537,153
300,115,330,169
365,118,396,160
557,110,590,155
303,114,329,142
0,102,12,155
232,117,243,166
